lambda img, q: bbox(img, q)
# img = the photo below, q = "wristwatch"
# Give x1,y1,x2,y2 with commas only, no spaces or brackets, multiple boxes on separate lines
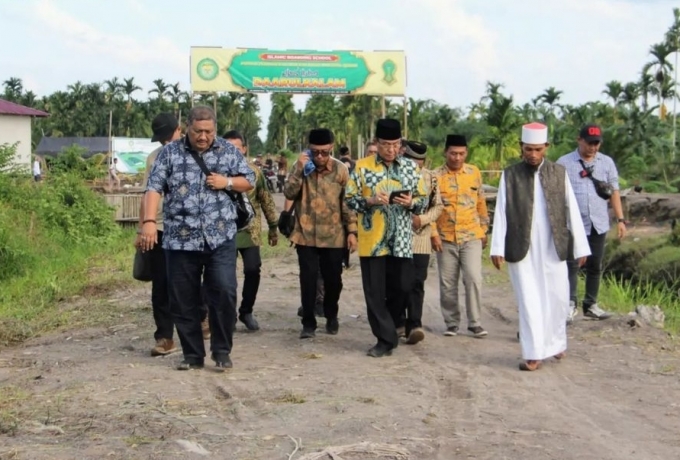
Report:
226,178,233,191
617,218,625,223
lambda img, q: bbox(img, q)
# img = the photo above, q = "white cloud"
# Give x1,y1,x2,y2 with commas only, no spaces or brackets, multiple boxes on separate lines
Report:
418,0,500,80
32,0,186,72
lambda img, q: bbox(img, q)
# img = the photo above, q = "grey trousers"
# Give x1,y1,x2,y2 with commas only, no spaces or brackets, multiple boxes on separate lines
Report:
437,239,483,328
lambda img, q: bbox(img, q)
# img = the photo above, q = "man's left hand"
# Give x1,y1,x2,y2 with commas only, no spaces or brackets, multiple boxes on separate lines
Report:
577,256,588,267
347,234,358,253
412,215,422,231
617,221,627,240
268,230,278,247
206,173,228,190
481,236,488,249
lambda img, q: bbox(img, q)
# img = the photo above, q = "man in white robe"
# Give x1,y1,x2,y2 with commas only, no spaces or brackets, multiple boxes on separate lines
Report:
490,123,590,371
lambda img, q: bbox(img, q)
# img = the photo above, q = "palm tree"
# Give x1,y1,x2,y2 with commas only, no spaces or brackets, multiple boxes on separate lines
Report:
3,77,23,101
104,78,122,103
168,83,187,118
239,94,261,147
643,42,675,118
536,87,563,115
407,98,431,140
480,90,521,167
148,78,169,103
21,90,37,107
267,93,296,151
638,73,655,111
467,102,486,121
602,81,624,107
620,82,641,107
122,77,142,111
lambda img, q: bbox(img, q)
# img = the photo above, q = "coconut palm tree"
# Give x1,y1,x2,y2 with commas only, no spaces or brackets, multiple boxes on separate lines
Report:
3,77,23,101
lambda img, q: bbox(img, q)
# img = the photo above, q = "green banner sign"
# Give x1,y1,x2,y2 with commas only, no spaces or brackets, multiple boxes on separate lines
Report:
190,48,406,96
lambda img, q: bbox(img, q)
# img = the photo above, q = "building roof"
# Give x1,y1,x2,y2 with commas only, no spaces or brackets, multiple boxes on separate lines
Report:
36,137,110,158
0,98,49,117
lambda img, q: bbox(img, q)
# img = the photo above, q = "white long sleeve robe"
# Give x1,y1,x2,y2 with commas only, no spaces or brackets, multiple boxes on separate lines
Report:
490,166,590,360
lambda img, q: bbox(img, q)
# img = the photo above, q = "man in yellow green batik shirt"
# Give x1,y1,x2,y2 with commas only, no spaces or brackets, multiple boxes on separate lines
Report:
224,130,279,332
346,119,428,358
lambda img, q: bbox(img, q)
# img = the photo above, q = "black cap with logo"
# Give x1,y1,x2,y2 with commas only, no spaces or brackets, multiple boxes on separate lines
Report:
579,124,603,143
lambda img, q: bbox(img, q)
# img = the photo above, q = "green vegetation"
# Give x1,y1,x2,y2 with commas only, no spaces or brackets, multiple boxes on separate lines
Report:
589,277,680,333
598,226,680,333
0,143,133,345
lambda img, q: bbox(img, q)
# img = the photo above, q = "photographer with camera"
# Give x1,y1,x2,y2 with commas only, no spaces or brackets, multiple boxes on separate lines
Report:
557,124,627,322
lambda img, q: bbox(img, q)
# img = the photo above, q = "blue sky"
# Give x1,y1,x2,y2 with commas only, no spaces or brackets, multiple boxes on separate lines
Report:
0,0,677,138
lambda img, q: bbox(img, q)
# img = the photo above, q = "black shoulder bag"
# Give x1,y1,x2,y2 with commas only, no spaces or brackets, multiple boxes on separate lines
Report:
188,151,255,231
578,159,613,201
278,194,299,238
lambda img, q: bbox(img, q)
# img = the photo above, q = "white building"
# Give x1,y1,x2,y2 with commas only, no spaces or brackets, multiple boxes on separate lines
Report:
0,98,49,171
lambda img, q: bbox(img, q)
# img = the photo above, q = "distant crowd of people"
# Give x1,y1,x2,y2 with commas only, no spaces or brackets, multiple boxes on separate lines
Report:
135,106,625,372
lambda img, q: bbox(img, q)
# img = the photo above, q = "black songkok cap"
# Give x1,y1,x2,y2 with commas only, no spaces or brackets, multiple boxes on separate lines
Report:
375,118,402,141
308,128,334,145
445,134,467,148
404,140,427,159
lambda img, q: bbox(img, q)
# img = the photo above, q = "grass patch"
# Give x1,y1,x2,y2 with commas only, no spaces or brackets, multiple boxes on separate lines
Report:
271,391,306,404
260,231,294,259
0,229,134,345
0,386,30,435
580,276,680,333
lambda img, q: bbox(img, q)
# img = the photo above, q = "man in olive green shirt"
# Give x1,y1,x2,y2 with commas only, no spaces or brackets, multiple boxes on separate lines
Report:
224,130,279,331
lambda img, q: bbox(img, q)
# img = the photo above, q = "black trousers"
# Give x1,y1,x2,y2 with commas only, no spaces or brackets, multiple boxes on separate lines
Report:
166,239,237,364
360,256,414,349
237,246,262,316
405,254,430,334
342,248,351,268
567,228,607,311
150,231,173,341
297,245,344,329
315,266,325,307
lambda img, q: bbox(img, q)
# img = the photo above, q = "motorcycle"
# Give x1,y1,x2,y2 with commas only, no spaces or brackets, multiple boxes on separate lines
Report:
262,167,278,193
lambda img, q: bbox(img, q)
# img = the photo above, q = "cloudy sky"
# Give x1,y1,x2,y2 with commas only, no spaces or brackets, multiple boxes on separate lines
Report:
0,0,677,137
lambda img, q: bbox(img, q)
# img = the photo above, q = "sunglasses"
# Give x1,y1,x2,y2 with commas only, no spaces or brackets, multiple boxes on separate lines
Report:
310,149,332,157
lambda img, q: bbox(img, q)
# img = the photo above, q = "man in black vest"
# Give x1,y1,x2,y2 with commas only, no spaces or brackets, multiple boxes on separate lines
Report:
489,122,590,371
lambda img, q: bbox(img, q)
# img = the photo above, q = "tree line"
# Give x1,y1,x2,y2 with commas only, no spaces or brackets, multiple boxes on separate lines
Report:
2,8,679,190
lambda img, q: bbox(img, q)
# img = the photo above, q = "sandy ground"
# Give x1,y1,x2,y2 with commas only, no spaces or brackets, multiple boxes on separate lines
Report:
1,194,679,460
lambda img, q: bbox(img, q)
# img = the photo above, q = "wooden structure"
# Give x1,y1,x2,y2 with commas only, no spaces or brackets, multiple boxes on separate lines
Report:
105,193,143,223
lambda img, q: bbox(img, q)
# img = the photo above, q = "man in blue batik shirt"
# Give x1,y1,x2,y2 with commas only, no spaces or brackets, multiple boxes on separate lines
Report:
140,106,255,372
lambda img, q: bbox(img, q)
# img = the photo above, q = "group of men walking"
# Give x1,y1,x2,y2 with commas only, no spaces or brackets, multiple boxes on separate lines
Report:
136,106,624,372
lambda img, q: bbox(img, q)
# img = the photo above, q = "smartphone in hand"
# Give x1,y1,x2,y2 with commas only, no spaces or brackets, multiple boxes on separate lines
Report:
389,189,410,204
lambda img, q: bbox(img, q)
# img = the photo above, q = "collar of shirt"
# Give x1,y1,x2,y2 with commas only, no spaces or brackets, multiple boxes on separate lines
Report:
570,149,602,164
374,154,405,167
318,158,334,173
442,163,473,175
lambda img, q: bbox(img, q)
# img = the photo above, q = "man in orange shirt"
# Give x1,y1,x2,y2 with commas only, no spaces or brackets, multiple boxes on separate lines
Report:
431,134,490,338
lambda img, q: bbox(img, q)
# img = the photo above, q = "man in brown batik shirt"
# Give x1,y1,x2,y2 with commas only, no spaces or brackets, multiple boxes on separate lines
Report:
284,128,358,339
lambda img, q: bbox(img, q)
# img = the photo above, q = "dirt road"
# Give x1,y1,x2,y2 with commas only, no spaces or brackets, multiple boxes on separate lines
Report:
1,195,679,459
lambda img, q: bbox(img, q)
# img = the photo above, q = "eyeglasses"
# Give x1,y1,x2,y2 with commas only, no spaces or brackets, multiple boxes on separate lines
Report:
378,141,401,150
310,149,332,157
